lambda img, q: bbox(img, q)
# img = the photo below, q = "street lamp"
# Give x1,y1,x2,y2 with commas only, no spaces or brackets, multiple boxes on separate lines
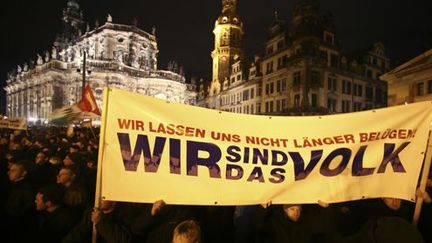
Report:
76,50,92,96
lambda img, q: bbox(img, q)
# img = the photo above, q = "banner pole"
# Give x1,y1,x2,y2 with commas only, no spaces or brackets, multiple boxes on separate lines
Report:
89,126,98,141
92,88,111,243
413,129,432,226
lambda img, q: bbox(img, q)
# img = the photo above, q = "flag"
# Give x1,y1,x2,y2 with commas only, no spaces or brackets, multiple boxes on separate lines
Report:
78,85,101,116
50,105,82,125
50,85,101,125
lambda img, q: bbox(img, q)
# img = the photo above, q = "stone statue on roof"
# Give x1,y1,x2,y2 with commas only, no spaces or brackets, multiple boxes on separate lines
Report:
37,54,43,65
107,14,112,23
51,47,58,59
45,51,50,62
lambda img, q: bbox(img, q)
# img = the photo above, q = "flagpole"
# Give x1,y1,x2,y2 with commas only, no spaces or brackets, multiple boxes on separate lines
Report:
413,129,432,226
92,88,111,243
82,50,87,97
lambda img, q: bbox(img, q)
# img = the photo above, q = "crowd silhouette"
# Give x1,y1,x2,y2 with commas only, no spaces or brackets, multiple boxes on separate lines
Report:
0,126,431,243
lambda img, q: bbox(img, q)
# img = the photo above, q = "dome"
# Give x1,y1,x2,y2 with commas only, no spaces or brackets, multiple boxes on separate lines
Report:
67,0,80,10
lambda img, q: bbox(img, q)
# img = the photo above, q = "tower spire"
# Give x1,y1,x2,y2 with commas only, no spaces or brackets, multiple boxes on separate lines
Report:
209,0,243,98
56,0,84,47
222,0,237,14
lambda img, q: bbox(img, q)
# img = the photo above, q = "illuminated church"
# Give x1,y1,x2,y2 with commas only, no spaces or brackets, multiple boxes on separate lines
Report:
4,0,196,123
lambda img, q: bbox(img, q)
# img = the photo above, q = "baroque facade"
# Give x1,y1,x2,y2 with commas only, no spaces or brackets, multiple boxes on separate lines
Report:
199,0,389,115
4,0,196,123
381,49,432,106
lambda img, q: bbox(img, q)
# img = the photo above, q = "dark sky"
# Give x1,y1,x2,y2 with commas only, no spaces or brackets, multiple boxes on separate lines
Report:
0,0,431,91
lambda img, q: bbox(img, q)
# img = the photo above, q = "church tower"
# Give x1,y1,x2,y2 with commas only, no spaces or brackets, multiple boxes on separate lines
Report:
209,0,244,96
54,0,84,50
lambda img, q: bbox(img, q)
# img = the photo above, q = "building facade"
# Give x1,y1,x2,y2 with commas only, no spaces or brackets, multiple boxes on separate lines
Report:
4,0,196,123
199,0,389,115
381,49,432,106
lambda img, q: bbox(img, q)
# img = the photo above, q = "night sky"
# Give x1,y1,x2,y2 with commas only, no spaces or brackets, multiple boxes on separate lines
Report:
0,0,431,95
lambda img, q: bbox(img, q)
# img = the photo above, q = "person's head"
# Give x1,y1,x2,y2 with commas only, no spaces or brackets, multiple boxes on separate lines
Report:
7,161,29,182
98,200,116,214
34,138,45,148
172,220,201,243
9,141,22,150
0,137,9,145
35,184,64,211
6,149,24,164
427,179,432,188
20,136,32,147
382,198,402,211
35,151,47,165
69,145,80,154
56,165,77,187
366,217,423,243
282,204,302,222
63,153,80,166
49,156,62,165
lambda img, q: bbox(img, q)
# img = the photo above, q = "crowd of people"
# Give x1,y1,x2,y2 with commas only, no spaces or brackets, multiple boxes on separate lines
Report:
1,126,431,243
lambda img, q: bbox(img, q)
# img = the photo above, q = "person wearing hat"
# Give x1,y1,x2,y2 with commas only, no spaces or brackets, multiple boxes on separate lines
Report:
341,216,423,243
35,184,75,243
4,160,37,243
172,220,202,243
253,203,312,243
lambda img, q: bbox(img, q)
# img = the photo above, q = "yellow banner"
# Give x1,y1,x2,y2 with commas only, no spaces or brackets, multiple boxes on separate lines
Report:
0,117,27,130
99,88,432,205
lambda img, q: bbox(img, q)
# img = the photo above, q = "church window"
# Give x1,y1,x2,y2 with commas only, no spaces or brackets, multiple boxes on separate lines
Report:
294,94,300,107
266,62,274,74
277,40,284,50
222,31,229,45
266,46,274,55
281,79,287,91
330,54,338,67
342,80,351,94
243,90,249,101
311,94,318,107
282,99,287,109
293,72,301,86
342,100,351,112
428,80,432,94
327,98,337,112
324,32,334,44
311,71,319,84
417,82,424,96
277,57,283,70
